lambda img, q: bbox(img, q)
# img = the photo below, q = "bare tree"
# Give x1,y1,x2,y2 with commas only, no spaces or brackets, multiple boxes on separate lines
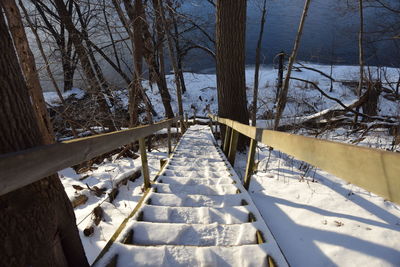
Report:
33,0,77,92
354,0,365,124
251,0,268,126
159,0,185,131
274,0,312,130
53,0,116,130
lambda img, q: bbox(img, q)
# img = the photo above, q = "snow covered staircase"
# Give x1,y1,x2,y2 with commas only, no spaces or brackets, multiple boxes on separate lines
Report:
95,125,288,267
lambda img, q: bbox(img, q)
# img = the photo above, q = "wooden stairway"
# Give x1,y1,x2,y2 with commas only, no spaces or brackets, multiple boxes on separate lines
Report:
94,125,288,266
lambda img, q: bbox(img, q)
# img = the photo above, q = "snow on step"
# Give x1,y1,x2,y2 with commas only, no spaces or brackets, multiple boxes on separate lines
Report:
159,176,233,186
140,205,251,224
165,165,229,173
161,170,228,179
155,183,240,195
98,243,274,267
148,193,247,207
127,221,259,246
168,158,226,167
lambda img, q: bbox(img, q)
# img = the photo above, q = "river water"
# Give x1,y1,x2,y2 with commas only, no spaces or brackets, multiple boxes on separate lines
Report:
181,0,399,73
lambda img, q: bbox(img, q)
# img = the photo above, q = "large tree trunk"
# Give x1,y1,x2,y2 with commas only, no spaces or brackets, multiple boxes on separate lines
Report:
273,0,311,130
2,0,54,144
216,0,249,150
0,10,88,266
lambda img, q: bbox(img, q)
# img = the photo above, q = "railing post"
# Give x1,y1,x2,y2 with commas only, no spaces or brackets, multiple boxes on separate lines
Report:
244,139,257,189
176,116,180,136
167,125,172,155
179,115,185,134
223,126,232,155
227,129,239,166
209,117,213,135
139,137,150,189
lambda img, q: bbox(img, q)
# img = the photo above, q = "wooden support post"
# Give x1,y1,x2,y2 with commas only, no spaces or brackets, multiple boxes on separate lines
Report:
193,112,197,124
209,117,214,135
185,113,189,129
167,125,172,155
228,129,239,166
223,126,232,155
244,139,257,189
179,115,184,134
139,137,150,189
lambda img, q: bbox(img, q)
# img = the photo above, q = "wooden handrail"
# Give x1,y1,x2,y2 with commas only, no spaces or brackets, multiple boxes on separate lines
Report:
0,117,180,196
209,114,400,205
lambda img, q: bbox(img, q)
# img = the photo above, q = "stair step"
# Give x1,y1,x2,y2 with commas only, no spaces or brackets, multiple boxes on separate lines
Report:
155,184,240,195
164,165,229,173
168,158,225,167
158,176,233,185
97,243,274,267
161,170,228,179
148,193,248,207
173,154,222,159
125,221,260,246
140,205,251,224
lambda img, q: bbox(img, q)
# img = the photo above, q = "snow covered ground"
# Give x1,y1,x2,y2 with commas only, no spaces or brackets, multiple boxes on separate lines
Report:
60,142,174,264
233,144,400,267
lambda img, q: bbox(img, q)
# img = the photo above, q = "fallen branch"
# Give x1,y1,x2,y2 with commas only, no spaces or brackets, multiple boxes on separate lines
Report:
290,77,396,123
295,62,336,82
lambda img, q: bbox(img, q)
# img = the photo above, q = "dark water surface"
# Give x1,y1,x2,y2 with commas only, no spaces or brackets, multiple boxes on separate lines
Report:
181,0,399,73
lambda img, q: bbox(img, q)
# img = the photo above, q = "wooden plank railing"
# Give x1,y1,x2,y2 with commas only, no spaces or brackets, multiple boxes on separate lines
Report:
0,117,181,196
209,114,400,205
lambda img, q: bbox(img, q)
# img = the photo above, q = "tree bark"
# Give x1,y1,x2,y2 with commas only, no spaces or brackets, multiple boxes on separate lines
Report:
216,0,249,150
251,0,267,126
274,0,311,130
2,0,54,144
0,10,88,266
